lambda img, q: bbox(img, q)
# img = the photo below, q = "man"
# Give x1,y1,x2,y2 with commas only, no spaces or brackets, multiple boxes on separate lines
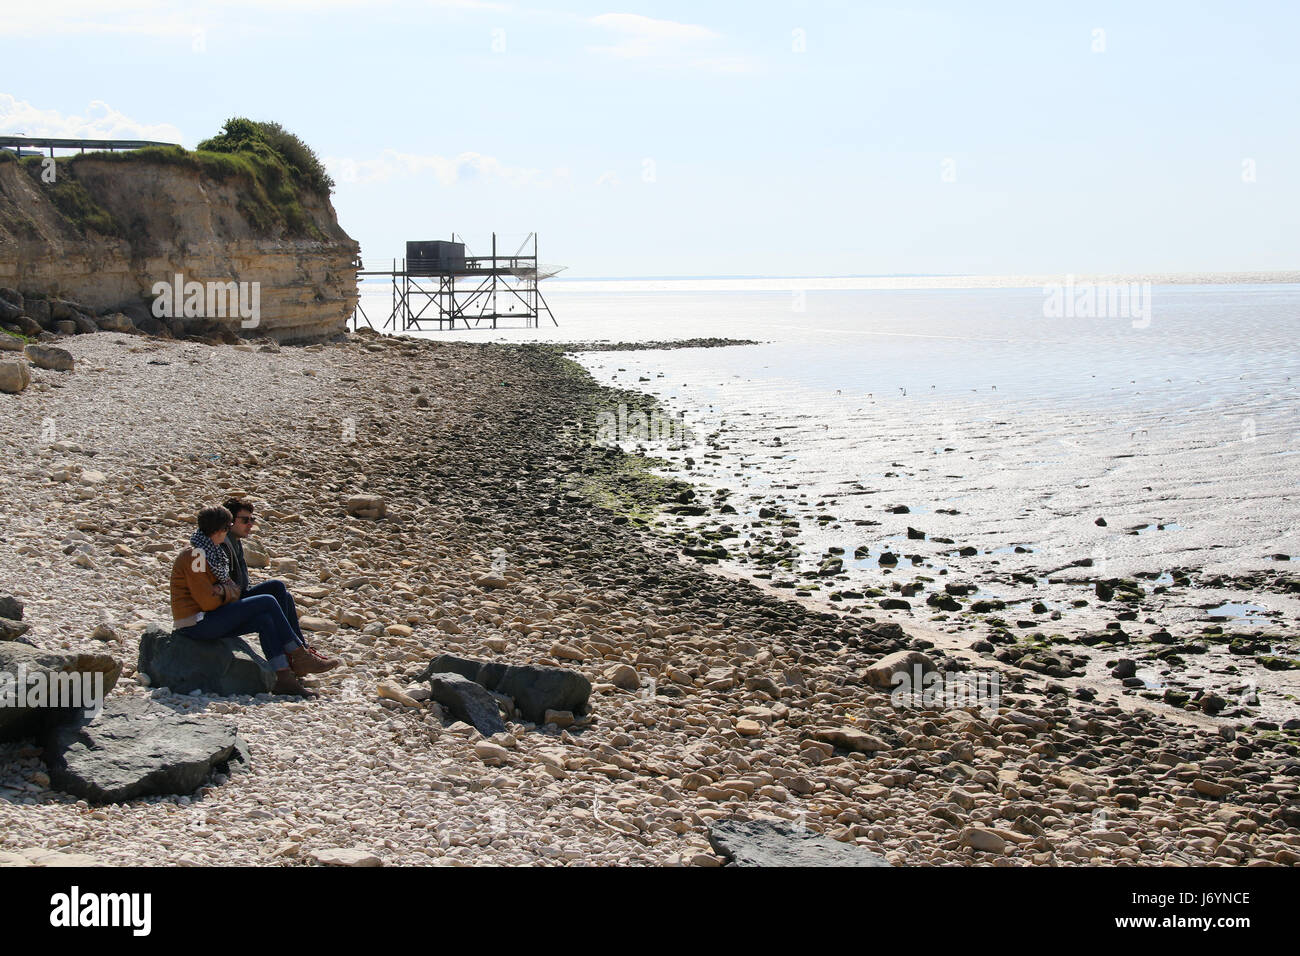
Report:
220,498,338,672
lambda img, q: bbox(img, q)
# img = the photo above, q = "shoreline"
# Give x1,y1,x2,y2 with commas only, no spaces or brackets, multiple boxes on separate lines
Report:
1,330,1298,866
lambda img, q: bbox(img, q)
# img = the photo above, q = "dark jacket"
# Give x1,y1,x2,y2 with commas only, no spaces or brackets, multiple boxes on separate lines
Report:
221,536,251,595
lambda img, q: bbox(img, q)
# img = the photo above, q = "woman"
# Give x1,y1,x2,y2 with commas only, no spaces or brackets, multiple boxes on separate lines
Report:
170,505,338,697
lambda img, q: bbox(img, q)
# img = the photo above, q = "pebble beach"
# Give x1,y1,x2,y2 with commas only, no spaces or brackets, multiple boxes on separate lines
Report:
1,329,1299,867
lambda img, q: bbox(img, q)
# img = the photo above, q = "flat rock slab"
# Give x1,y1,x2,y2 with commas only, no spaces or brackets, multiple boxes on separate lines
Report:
418,653,591,725
137,624,276,696
0,643,121,742
41,697,249,803
424,672,506,736
309,847,383,867
707,819,892,867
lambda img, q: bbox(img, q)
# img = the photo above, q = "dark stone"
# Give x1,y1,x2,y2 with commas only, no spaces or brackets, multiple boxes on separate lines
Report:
24,299,51,329
424,672,507,736
707,819,892,867
137,624,276,696
878,598,911,610
41,697,247,803
0,592,23,621
0,299,20,322
0,643,121,742
1111,659,1137,679
0,618,32,642
906,527,926,540
417,653,592,725
490,664,591,724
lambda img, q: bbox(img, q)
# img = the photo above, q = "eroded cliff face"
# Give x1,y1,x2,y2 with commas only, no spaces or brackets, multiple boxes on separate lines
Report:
0,155,358,343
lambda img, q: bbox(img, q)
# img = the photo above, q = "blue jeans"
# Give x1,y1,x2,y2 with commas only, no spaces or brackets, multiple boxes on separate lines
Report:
244,580,306,645
176,593,301,670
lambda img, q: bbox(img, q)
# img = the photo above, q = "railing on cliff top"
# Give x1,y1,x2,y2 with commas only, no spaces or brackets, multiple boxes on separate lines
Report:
0,136,180,158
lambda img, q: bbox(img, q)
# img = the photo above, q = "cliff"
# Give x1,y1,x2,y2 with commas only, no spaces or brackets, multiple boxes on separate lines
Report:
0,147,358,343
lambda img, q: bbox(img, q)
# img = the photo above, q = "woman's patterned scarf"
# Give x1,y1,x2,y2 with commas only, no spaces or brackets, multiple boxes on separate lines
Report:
189,530,231,583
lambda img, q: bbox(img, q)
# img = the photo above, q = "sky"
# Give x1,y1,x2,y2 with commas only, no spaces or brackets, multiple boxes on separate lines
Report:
1,0,1297,278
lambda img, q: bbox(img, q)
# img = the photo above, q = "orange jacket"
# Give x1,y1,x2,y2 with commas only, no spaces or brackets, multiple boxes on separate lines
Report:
170,548,235,621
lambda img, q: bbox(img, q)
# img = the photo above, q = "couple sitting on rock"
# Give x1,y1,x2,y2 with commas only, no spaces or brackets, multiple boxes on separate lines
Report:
169,498,339,697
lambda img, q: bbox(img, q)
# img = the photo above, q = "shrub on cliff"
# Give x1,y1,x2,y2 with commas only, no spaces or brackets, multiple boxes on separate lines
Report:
198,118,334,197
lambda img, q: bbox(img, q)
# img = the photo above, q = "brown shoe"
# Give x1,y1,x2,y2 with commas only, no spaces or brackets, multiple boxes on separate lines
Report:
289,645,339,676
273,669,318,698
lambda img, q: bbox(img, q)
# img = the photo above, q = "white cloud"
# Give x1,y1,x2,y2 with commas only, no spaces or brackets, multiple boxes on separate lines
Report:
588,12,717,57
325,148,550,187
0,94,184,143
0,0,510,37
594,170,621,187
586,11,754,72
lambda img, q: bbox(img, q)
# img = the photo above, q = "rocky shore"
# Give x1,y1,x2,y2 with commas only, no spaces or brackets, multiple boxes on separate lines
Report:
1,329,1298,866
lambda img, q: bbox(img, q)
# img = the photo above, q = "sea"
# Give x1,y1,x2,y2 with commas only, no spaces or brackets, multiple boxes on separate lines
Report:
359,275,1300,658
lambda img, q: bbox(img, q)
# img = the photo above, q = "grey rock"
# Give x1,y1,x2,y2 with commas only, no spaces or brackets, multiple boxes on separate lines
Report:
0,333,24,351
95,312,135,333
0,593,24,621
71,313,99,335
25,298,52,328
0,287,21,309
707,819,892,867
417,653,591,724
0,618,32,642
41,697,248,803
0,299,20,322
0,360,30,393
24,344,74,372
0,643,121,742
423,672,506,736
136,624,276,696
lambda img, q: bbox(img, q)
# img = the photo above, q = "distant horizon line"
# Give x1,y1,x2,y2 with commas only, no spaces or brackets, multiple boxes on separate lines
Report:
549,270,1300,282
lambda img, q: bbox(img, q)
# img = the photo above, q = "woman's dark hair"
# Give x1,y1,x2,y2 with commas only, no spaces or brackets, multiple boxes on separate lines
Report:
198,506,233,536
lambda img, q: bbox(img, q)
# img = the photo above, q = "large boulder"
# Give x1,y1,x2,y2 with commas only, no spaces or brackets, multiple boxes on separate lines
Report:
707,819,892,867
417,653,591,724
424,672,506,736
862,649,936,689
0,333,24,352
0,360,30,394
344,494,387,519
0,618,32,643
23,344,73,372
41,697,249,803
24,298,52,329
94,312,135,334
136,624,276,696
0,299,20,322
0,593,24,621
0,644,121,742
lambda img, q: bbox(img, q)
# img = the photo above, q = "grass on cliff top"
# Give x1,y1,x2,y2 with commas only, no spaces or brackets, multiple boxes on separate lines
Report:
18,157,121,238
49,118,333,240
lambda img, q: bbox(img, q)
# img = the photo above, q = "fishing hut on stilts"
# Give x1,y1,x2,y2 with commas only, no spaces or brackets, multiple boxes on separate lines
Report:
351,232,562,331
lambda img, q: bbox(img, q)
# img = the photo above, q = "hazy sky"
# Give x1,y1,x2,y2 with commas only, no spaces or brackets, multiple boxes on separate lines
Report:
2,1,1297,277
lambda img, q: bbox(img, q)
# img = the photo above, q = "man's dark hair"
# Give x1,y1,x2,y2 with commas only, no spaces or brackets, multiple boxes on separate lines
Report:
223,498,254,520
198,506,233,536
